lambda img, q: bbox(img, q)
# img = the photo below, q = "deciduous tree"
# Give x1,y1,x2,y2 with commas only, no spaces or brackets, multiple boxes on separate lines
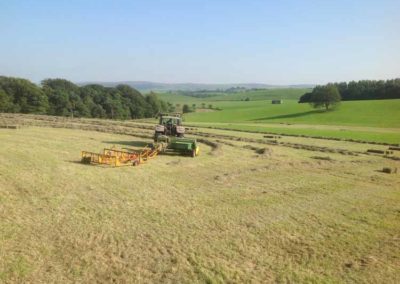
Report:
310,84,341,111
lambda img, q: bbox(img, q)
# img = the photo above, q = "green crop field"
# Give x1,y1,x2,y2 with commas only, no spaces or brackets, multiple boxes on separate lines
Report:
1,117,399,283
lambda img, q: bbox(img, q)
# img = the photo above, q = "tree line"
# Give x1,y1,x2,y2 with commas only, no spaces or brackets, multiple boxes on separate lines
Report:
299,78,400,103
0,76,168,119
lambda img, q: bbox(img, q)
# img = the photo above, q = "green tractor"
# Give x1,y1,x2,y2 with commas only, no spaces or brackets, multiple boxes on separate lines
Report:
154,113,185,141
153,113,199,157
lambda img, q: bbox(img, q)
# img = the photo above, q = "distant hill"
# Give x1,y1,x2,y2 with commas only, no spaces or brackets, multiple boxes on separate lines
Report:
77,81,315,92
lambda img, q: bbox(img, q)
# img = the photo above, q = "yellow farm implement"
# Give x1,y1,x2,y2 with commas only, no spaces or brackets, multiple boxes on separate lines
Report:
81,136,199,167
81,143,165,167
81,145,163,167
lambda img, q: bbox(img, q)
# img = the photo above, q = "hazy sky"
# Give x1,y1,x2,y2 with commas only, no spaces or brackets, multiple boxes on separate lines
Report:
0,0,399,84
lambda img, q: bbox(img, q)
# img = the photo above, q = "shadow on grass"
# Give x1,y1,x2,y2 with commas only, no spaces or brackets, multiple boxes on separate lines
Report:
68,160,86,165
251,109,325,121
102,140,149,147
66,160,131,169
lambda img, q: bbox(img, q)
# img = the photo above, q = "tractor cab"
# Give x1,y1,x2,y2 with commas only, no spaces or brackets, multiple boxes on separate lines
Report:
154,113,185,141
160,116,181,127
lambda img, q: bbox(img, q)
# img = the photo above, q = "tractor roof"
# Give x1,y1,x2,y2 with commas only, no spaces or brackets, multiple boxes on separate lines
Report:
159,112,182,118
160,116,181,119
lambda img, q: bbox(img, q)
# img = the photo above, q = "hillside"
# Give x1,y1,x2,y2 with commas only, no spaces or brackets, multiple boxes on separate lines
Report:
77,81,314,92
156,88,310,104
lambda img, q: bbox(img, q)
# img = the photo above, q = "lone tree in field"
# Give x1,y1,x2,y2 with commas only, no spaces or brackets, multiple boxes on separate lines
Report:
182,104,191,113
310,84,341,111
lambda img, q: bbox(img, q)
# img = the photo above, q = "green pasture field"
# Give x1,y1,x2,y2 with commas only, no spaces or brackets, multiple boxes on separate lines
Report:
156,88,310,104
158,91,400,128
180,100,400,144
209,88,310,101
185,122,400,144
184,99,400,128
157,92,203,104
156,95,400,144
159,88,311,103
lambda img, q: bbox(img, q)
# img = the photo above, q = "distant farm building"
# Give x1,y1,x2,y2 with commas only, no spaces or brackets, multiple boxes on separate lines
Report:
272,100,282,104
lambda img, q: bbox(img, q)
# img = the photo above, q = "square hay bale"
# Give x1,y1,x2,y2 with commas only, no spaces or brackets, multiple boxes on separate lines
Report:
264,135,281,139
255,147,273,156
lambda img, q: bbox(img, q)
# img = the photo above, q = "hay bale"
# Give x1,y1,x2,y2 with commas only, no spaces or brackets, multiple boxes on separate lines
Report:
382,167,397,174
255,147,273,156
264,135,281,139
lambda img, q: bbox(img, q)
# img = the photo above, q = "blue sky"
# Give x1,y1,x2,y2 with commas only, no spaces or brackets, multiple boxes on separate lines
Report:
0,0,399,84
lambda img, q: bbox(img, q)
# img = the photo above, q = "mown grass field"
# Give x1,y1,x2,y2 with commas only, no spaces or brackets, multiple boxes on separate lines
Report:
1,118,399,283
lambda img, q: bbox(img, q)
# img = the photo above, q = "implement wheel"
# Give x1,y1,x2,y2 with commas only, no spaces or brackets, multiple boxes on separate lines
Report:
191,146,200,158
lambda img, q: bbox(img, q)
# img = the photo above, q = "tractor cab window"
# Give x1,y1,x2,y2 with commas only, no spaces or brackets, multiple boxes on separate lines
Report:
160,117,181,125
